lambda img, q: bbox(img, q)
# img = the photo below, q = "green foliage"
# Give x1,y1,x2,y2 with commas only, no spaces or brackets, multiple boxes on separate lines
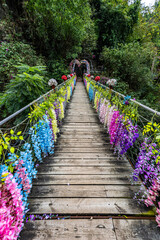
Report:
0,129,24,163
0,41,46,91
0,65,47,117
47,60,70,83
81,19,97,55
114,81,130,96
29,77,74,122
23,0,94,58
129,2,160,48
101,42,159,110
91,0,140,53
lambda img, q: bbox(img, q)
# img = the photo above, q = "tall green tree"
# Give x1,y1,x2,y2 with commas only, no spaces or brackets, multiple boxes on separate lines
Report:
90,0,140,55
23,0,93,59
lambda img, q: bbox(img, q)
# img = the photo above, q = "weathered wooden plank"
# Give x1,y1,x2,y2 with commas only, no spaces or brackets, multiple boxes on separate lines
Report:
56,140,108,145
62,124,103,127
67,111,94,113
34,174,133,185
113,219,160,240
40,159,130,167
20,219,116,240
52,156,116,160
54,153,115,158
63,123,101,126
55,143,110,148
58,135,109,140
58,136,109,141
61,127,104,131
67,107,93,110
64,120,99,123
54,147,110,153
60,128,104,132
67,114,97,117
37,166,132,175
65,115,97,118
28,198,147,214
67,111,94,114
60,132,107,136
29,185,139,198
30,185,107,198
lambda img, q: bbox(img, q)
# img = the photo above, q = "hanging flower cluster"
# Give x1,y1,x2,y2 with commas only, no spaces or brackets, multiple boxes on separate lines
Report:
85,78,139,157
84,76,160,227
0,166,24,240
132,138,160,219
99,99,110,124
110,115,139,155
133,139,160,185
0,76,77,239
144,177,160,227
29,116,54,161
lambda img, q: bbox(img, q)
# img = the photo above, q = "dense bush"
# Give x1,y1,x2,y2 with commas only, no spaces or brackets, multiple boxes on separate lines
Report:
90,0,140,54
0,41,46,91
23,0,93,58
0,65,48,118
101,42,160,109
47,59,70,83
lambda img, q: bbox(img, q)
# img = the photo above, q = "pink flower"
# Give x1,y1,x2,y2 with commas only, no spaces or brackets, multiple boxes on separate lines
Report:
0,172,24,239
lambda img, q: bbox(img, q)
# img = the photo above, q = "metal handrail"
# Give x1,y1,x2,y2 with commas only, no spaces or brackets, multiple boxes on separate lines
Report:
0,78,72,127
93,80,160,117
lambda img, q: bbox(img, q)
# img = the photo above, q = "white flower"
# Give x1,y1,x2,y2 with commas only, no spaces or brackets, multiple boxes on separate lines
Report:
67,75,71,79
48,78,58,86
107,78,117,86
91,75,94,79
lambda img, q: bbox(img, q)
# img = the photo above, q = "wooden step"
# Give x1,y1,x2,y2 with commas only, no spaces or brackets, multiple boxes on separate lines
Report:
20,219,160,240
54,147,111,153
29,185,139,198
54,153,114,158
21,219,117,240
37,166,132,175
28,198,148,215
34,174,136,185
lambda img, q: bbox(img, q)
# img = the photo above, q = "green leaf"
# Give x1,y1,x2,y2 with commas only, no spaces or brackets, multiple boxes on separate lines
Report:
8,165,14,173
0,145,3,155
3,144,8,150
10,129,14,135
10,147,15,154
17,131,22,136
19,136,24,140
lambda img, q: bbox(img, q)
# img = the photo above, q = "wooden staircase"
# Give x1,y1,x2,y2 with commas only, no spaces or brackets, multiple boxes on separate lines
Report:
20,82,160,239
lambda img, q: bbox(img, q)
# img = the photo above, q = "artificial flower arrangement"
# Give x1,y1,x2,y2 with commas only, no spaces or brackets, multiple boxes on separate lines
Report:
106,78,117,88
67,73,74,79
95,76,100,81
84,76,160,226
48,78,58,89
0,76,76,239
61,75,67,81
